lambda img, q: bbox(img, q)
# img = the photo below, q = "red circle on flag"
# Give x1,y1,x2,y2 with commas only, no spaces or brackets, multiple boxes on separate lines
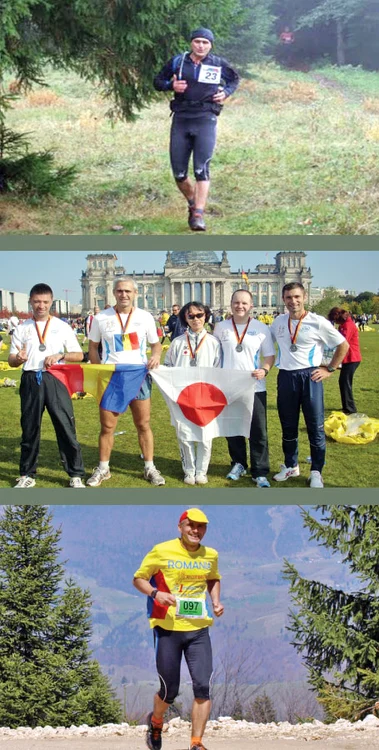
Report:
177,382,227,426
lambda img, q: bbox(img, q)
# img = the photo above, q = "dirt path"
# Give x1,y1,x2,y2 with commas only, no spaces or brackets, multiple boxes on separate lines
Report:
310,73,363,102
1,737,379,749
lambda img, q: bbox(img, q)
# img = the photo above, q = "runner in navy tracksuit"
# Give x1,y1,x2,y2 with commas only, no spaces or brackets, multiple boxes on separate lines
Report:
154,28,239,231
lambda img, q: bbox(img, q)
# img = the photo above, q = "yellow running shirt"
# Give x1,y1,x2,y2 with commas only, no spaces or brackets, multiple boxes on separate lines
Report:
134,537,221,632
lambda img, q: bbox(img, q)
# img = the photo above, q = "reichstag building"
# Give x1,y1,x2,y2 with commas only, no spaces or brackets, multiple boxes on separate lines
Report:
81,251,312,314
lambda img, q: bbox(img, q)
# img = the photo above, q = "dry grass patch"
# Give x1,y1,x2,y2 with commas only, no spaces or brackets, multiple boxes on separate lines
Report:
21,90,64,108
264,81,318,104
238,79,258,94
363,97,379,114
364,125,379,141
0,201,44,233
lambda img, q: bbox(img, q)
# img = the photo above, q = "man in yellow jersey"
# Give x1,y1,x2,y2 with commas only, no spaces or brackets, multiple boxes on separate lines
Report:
133,508,223,750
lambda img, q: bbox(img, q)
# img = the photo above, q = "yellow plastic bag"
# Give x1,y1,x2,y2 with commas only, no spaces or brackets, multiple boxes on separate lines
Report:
325,411,379,444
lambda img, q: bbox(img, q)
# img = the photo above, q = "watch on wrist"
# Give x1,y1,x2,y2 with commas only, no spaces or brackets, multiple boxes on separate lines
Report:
150,588,158,599
327,365,336,372
263,368,269,377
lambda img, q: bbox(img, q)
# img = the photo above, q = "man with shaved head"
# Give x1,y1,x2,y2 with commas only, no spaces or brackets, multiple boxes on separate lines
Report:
87,277,165,486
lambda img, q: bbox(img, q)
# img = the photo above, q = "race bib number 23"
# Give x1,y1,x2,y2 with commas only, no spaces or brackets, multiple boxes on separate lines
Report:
198,65,221,84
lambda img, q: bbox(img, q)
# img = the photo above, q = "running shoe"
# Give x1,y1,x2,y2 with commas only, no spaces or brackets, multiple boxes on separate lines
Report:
69,477,86,488
308,470,324,488
146,712,162,750
252,476,271,488
86,467,111,487
195,474,208,484
14,475,36,489
226,463,246,481
189,744,208,750
184,474,196,485
189,211,206,231
273,464,300,482
144,466,166,486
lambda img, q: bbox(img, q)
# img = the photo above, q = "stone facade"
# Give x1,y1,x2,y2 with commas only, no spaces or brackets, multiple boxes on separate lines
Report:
81,251,312,314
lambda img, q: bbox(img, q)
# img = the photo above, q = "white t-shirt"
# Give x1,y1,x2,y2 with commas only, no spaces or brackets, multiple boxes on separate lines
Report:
270,312,346,370
10,317,82,371
164,329,221,368
89,307,159,364
214,318,275,393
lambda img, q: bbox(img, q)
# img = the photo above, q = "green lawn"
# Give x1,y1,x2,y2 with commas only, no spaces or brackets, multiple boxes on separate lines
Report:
1,63,379,234
1,330,378,488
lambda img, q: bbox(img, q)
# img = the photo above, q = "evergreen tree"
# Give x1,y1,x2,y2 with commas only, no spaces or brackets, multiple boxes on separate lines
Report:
218,0,276,71
283,506,379,721
0,505,121,727
296,0,368,65
1,0,240,120
272,0,379,69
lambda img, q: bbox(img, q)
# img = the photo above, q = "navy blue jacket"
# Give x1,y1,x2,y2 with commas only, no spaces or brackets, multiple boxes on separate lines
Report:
154,52,239,115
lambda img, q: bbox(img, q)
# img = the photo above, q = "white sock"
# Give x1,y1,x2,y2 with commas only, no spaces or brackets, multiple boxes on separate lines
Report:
99,461,109,471
144,460,154,469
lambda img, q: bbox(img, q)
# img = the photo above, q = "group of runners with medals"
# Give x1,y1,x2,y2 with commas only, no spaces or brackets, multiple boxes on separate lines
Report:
9,281,349,491
165,283,349,489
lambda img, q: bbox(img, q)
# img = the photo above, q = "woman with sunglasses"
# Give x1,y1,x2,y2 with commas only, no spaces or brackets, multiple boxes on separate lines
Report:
164,301,221,485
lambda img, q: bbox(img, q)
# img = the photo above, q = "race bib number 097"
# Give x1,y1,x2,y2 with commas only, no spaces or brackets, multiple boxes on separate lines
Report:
176,597,206,619
198,65,222,84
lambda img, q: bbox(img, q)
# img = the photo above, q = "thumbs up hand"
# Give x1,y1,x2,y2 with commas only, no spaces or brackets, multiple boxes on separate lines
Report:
16,344,28,363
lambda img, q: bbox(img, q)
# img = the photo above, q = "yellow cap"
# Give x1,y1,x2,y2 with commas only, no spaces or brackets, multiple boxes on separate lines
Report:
179,508,209,524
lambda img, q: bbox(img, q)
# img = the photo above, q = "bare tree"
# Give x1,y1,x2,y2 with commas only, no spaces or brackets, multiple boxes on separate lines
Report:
211,636,266,718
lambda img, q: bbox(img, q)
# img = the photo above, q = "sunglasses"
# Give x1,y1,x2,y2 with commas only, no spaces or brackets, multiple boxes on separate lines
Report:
187,313,205,320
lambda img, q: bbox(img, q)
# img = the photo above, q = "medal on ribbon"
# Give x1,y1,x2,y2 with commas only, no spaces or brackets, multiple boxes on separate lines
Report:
186,332,207,367
34,317,51,352
288,312,307,352
232,317,251,353
115,307,135,350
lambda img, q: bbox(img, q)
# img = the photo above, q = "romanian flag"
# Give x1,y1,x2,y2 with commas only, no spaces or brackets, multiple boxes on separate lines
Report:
241,270,248,283
114,332,140,352
49,364,147,413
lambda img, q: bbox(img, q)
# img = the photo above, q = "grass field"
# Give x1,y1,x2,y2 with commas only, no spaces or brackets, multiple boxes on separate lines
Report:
1,63,379,234
1,330,378,488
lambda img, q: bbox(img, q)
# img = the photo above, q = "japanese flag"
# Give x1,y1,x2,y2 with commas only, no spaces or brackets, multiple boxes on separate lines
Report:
151,367,255,441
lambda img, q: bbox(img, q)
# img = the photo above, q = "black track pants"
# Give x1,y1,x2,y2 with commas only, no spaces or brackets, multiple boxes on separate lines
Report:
19,370,85,478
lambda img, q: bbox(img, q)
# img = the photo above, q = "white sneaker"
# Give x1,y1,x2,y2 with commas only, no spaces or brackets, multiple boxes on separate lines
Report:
273,464,300,482
14,475,36,489
69,477,86,488
196,474,208,485
253,476,271,488
86,466,111,487
144,466,165,486
226,463,247,481
184,474,195,485
308,470,324,488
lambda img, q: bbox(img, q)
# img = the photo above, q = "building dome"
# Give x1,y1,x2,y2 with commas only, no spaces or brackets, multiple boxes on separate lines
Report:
170,251,220,266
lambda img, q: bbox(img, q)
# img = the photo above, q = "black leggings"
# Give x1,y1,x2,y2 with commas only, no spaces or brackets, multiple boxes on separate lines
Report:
170,114,217,182
154,626,213,704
